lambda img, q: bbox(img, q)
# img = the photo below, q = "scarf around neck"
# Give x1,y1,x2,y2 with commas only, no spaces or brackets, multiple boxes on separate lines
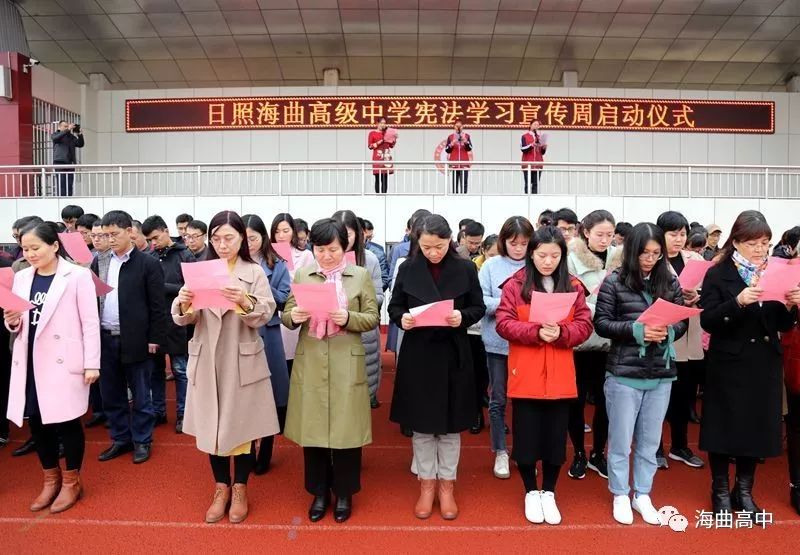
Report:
732,249,766,287
308,257,349,340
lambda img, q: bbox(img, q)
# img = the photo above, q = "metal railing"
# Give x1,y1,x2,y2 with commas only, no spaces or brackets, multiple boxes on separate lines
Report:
2,161,800,198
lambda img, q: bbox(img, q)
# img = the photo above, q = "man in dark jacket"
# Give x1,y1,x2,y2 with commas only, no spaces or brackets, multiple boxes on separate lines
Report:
142,215,195,434
51,121,84,197
92,210,168,464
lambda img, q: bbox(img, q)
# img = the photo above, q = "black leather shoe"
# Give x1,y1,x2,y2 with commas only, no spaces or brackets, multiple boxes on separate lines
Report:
469,411,484,434
401,426,413,438
12,436,36,457
334,496,352,523
133,443,151,464
689,406,701,424
309,493,330,522
731,474,763,518
98,441,134,461
154,414,168,426
175,417,183,434
85,413,107,428
711,474,732,514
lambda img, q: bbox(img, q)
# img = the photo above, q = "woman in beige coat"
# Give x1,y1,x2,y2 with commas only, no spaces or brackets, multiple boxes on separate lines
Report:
173,210,279,525
283,218,379,524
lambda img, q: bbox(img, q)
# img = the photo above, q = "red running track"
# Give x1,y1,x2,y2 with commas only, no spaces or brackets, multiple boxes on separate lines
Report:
1,347,799,553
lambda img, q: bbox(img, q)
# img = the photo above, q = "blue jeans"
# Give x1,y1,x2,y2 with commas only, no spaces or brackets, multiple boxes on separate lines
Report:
604,376,671,496
487,353,508,453
151,354,188,418
100,333,155,445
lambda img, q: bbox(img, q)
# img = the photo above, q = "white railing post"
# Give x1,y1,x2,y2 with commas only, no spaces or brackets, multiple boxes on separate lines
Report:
608,164,613,196
278,163,282,196
40,167,46,197
196,165,201,195
361,162,366,196
687,166,692,198
764,167,769,199
117,165,123,196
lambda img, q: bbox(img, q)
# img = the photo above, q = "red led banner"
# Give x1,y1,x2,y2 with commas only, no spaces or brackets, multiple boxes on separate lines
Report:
126,96,774,134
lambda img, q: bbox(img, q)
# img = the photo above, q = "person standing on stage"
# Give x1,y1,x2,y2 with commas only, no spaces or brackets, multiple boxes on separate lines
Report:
521,120,547,195
445,120,473,194
368,118,396,194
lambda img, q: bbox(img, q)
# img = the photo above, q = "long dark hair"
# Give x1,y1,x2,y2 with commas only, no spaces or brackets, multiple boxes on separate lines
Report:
331,209,366,267
412,214,459,261
579,210,615,245
718,210,772,264
521,226,573,302
497,216,534,258
20,221,69,261
777,226,800,249
206,210,253,263
270,212,300,250
619,222,671,298
242,214,281,269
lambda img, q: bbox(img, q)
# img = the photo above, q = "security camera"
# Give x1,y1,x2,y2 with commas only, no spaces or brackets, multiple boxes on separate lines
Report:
30,58,40,66
22,58,40,73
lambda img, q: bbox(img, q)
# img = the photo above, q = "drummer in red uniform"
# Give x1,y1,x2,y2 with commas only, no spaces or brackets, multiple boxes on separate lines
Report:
521,120,547,194
445,120,473,194
368,117,396,194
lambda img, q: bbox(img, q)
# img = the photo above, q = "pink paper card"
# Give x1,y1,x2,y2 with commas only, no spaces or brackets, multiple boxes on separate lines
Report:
181,259,235,310
291,283,339,317
58,232,93,264
384,128,398,143
767,256,800,266
272,242,294,270
758,263,800,302
637,298,702,327
410,299,454,327
345,251,356,265
678,259,714,289
0,267,13,289
528,291,578,324
0,286,33,311
91,271,113,297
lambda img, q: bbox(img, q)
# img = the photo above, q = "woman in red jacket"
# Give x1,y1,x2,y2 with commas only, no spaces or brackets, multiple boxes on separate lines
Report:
496,226,593,525
367,118,396,194
521,120,547,195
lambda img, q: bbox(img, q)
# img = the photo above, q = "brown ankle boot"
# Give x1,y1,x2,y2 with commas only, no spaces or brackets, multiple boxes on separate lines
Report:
31,468,62,512
205,483,230,523
414,479,437,519
438,479,458,520
229,483,249,524
50,469,82,513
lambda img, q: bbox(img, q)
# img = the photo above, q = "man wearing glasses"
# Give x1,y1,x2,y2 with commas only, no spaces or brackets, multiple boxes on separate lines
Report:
182,220,208,261
553,208,579,242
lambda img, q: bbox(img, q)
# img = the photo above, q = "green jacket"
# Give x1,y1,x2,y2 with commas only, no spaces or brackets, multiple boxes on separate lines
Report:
282,264,380,449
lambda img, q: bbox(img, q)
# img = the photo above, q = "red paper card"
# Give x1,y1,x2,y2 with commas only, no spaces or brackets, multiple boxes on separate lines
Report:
181,259,235,310
528,291,578,324
409,299,454,327
678,259,714,289
291,282,339,317
758,263,800,302
637,298,702,327
0,285,33,311
0,267,13,289
58,232,93,264
91,271,113,296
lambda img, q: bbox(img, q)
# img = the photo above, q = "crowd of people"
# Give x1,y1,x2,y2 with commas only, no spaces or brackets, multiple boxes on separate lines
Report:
1,201,800,529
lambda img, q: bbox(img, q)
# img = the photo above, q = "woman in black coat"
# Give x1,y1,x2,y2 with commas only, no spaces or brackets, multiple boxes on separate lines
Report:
388,214,485,521
699,210,800,518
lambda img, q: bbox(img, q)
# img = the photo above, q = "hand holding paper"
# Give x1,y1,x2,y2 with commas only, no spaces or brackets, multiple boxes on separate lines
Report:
58,232,93,264
409,299,454,327
758,263,800,302
637,298,702,327
291,283,339,317
678,259,714,289
181,259,235,310
528,291,578,324
272,242,294,270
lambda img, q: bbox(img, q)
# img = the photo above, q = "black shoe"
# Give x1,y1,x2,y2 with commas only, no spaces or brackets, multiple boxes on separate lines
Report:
711,474,733,515
587,451,608,479
334,496,352,523
0,434,8,448
568,451,587,479
12,436,36,457
401,426,413,438
731,473,763,518
133,443,151,464
98,441,134,461
175,417,183,434
469,411,484,434
85,413,108,428
689,406,701,424
791,483,800,516
669,447,705,468
154,414,168,426
370,396,380,409
254,437,273,476
309,493,330,522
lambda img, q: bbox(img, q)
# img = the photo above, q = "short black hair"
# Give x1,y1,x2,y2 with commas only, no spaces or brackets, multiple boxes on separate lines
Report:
463,221,484,237
13,215,43,230
537,209,554,227
175,213,193,225
615,222,633,237
553,208,578,225
132,219,143,231
656,211,690,234
101,210,133,229
55,222,67,233
141,215,168,236
309,218,348,251
361,218,374,231
459,218,475,229
688,232,707,250
61,204,84,220
92,219,103,229
187,219,207,234
76,213,99,229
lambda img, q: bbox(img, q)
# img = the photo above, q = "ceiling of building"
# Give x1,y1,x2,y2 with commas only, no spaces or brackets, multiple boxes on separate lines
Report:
12,0,800,91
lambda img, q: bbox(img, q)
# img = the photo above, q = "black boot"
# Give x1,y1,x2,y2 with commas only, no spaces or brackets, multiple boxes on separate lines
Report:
469,411,484,434
254,436,273,475
308,493,330,522
791,483,800,516
711,474,732,514
731,472,762,517
334,495,352,523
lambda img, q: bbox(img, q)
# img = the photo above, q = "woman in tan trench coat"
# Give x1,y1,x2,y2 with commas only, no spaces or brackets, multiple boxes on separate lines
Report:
173,210,279,525
283,218,379,524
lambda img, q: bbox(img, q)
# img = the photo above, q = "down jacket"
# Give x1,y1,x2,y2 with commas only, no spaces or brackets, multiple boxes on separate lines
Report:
362,250,385,398
593,270,688,379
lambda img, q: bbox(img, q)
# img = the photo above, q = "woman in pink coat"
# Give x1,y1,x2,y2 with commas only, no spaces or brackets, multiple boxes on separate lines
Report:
3,221,100,514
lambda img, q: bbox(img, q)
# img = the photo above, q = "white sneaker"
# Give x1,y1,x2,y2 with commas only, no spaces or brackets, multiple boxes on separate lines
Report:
410,457,418,476
493,452,511,479
525,491,544,524
540,491,562,525
632,494,661,525
613,495,633,525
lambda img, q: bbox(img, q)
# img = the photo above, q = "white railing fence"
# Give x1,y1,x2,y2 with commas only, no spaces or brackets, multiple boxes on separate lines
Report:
2,161,800,198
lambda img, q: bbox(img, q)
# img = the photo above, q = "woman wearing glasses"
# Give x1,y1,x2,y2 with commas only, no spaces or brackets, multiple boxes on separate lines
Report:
699,211,800,518
594,223,688,526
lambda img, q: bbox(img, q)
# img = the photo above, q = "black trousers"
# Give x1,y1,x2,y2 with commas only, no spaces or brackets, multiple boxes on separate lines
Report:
373,173,388,194
709,452,757,479
29,415,84,471
452,170,469,194
89,381,104,417
209,453,254,486
519,462,561,493
0,342,10,438
568,350,608,455
303,447,362,497
664,360,702,450
468,334,489,414
787,392,800,485
54,163,74,196
523,170,541,194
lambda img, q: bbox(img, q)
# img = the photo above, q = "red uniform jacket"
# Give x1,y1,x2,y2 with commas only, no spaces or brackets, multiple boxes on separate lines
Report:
368,130,395,175
521,131,547,170
495,269,593,400
445,132,472,169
